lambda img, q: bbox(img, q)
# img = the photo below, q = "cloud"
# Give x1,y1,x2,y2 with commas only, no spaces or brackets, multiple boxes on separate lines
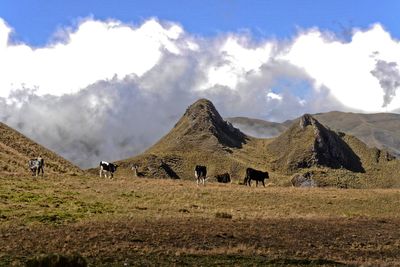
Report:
282,24,400,111
370,60,400,107
0,18,399,167
0,18,187,97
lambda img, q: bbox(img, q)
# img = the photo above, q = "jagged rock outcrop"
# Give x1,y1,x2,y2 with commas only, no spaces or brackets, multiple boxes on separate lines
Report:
291,172,317,187
182,99,246,148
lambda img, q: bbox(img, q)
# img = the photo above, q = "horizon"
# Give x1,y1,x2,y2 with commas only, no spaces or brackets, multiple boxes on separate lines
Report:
1,1,400,167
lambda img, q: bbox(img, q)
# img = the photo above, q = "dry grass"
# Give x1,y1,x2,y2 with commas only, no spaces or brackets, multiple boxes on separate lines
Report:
2,174,399,226
0,122,81,176
0,174,400,265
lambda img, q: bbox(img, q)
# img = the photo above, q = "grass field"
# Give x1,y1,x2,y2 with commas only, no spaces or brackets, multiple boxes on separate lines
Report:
1,174,400,266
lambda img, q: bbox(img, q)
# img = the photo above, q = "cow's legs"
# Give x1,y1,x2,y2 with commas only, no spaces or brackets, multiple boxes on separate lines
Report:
99,169,103,178
262,180,265,187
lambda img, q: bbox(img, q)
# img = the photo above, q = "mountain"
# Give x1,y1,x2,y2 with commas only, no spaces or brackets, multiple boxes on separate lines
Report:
117,99,400,188
314,112,400,157
267,114,365,173
266,114,396,175
116,99,252,179
0,122,81,176
148,98,246,152
228,111,400,157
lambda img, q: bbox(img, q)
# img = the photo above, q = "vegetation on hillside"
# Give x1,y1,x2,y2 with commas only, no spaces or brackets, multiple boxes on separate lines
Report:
117,99,400,188
0,122,81,176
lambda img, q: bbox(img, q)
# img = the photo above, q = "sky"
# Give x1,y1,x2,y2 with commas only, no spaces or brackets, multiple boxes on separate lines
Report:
1,1,400,167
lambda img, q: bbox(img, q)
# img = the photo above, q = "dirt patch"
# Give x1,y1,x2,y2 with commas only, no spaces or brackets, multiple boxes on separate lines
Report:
1,217,399,266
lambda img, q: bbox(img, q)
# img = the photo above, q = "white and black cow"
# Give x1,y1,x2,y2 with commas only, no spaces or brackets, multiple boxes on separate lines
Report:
215,173,231,183
194,165,207,185
99,161,118,178
244,167,269,187
28,158,44,176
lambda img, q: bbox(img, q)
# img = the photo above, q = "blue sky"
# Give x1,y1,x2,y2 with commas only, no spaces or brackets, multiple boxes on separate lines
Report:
1,0,399,46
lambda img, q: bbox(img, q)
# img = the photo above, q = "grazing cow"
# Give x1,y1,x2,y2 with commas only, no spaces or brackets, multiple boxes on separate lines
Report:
215,173,231,183
194,165,207,185
99,161,118,178
244,168,269,187
28,157,44,176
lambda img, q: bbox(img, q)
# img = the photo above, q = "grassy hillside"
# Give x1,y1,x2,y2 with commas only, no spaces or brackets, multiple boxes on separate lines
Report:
0,122,81,176
229,111,400,157
116,99,253,180
315,112,400,156
115,100,400,188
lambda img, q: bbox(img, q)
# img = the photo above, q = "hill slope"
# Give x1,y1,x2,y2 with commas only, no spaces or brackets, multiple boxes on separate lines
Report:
229,112,400,157
117,99,400,188
149,98,246,152
266,114,365,173
117,99,253,179
0,122,81,176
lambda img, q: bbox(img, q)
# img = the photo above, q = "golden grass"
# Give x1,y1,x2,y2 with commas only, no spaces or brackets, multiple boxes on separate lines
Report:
1,174,399,227
1,174,400,266
0,122,81,176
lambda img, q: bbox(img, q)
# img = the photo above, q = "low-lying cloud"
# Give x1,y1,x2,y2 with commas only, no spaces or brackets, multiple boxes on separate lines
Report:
0,18,399,167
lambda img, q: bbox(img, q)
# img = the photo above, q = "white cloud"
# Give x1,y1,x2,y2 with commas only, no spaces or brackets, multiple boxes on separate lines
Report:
0,18,186,97
281,24,400,112
1,18,400,167
200,36,274,89
266,91,282,101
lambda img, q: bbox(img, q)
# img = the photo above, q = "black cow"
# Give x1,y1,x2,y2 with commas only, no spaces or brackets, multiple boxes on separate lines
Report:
194,165,207,185
244,168,269,187
99,161,118,178
215,173,231,183
28,157,44,177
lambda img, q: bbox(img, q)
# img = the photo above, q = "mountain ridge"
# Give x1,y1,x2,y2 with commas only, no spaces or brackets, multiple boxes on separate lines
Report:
116,99,400,188
227,111,400,157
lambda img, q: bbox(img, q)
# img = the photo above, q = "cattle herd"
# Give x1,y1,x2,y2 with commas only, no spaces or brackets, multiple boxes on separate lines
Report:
192,165,268,187
27,157,269,187
97,162,269,187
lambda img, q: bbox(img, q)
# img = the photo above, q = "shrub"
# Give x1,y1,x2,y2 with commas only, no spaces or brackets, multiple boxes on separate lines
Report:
215,212,232,219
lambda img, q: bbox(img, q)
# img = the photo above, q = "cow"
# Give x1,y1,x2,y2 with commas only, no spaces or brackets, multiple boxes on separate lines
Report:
99,161,118,178
244,167,269,187
194,165,207,185
215,173,231,183
28,157,44,176
131,164,139,177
